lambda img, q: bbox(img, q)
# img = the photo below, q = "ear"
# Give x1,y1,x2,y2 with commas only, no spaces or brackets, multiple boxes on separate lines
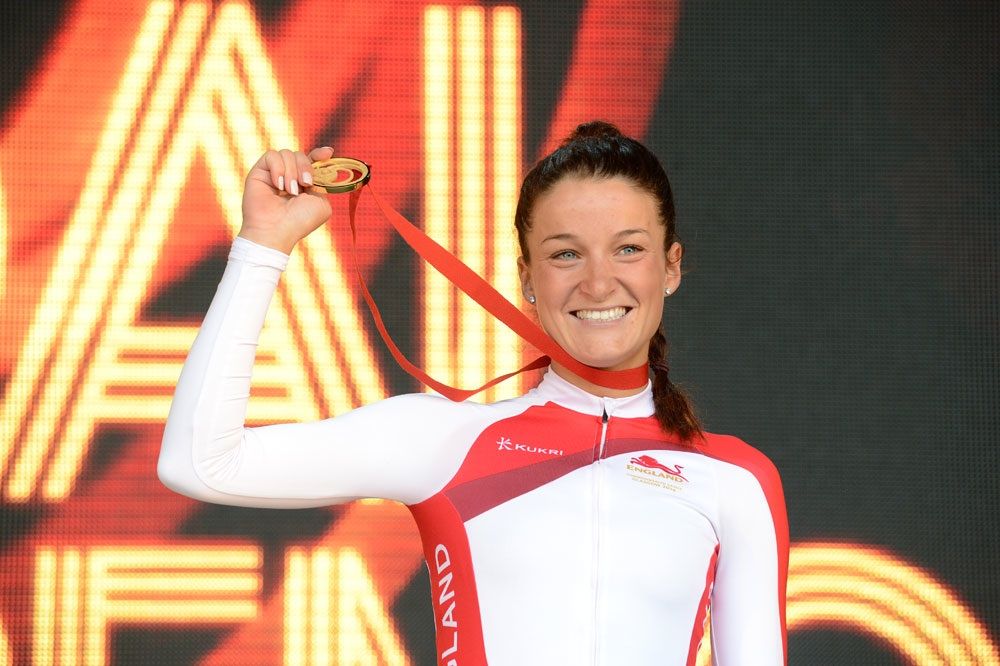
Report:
517,256,534,303
664,242,683,295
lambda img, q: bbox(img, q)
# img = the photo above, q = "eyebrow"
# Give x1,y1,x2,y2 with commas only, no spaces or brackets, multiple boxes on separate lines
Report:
540,228,651,244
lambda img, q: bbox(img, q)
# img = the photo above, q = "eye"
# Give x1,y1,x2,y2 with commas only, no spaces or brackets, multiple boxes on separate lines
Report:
618,244,644,256
550,249,579,261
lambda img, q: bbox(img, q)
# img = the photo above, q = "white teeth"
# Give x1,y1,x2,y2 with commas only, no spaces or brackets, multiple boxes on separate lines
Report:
574,307,628,321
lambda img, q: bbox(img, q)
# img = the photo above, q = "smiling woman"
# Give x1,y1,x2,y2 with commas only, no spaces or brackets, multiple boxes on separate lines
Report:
520,176,673,373
158,121,789,665
516,121,698,438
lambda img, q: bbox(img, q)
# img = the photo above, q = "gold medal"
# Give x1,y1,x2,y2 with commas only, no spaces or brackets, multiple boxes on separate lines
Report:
310,157,371,194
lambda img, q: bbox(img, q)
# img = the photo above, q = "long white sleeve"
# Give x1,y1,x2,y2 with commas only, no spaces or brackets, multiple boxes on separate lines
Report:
157,237,485,508
709,443,789,664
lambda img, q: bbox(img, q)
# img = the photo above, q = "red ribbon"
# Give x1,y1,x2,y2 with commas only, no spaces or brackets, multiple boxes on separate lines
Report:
345,184,649,401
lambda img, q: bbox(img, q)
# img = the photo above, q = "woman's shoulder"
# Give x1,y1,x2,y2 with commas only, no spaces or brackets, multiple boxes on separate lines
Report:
696,431,783,484
351,389,540,423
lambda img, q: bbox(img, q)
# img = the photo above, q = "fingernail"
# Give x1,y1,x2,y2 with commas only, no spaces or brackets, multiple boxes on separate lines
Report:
290,179,299,196
302,171,313,186
277,176,284,191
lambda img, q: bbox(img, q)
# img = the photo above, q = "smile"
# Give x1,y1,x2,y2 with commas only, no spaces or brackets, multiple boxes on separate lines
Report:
572,306,631,321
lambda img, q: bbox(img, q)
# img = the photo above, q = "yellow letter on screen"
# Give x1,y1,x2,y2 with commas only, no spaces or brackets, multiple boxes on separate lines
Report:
422,5,525,403
285,546,410,666
0,0,388,502
33,545,260,666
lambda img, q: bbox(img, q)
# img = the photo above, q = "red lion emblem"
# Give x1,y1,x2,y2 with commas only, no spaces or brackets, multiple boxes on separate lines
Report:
630,455,688,482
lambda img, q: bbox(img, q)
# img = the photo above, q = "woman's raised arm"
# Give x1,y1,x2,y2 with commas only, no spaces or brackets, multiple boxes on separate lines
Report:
157,149,476,508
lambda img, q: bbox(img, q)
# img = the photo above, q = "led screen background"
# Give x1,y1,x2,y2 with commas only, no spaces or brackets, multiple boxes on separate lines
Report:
0,1,997,664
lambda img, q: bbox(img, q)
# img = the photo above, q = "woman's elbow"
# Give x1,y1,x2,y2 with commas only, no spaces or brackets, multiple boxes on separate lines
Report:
156,439,201,499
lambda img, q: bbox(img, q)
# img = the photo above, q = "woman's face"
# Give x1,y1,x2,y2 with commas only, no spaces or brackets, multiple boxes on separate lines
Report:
518,176,682,379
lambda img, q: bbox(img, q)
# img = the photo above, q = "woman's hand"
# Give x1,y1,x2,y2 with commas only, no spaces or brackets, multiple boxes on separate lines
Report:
238,146,335,254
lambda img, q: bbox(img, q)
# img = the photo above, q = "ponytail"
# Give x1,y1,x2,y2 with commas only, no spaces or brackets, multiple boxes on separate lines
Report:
648,328,703,444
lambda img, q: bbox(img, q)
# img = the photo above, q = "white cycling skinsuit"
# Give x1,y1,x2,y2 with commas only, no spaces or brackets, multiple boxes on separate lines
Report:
158,237,789,665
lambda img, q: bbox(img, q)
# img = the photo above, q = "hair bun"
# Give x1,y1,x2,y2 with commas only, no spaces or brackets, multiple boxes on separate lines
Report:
566,120,624,143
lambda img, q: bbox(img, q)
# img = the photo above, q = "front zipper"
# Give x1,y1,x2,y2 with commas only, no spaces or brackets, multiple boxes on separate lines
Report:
598,408,609,458
593,405,610,664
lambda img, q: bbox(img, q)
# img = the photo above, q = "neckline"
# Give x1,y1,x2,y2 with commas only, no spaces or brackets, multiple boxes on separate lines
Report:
532,368,655,419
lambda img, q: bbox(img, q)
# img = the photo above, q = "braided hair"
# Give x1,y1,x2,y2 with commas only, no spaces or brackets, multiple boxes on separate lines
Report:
514,121,703,443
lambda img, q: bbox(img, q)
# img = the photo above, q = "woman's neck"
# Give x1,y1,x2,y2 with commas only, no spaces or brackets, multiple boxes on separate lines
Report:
549,361,649,399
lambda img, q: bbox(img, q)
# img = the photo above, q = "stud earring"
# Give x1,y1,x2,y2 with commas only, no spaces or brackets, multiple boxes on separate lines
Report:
527,295,536,304
664,288,671,296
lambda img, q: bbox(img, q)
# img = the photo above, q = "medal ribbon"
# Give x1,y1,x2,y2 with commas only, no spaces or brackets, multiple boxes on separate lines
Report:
340,180,649,401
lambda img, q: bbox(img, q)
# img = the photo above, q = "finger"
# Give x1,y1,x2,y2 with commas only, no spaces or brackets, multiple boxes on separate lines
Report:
308,146,334,162
303,147,335,192
278,149,300,195
294,150,315,189
259,150,286,192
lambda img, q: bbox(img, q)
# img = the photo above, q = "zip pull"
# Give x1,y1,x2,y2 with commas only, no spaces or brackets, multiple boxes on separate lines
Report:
598,408,610,459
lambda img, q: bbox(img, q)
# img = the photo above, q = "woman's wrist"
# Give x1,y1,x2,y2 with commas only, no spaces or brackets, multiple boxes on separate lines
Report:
236,227,297,255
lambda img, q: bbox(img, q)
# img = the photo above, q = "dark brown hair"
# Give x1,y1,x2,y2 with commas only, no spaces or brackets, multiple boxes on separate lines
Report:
515,121,703,443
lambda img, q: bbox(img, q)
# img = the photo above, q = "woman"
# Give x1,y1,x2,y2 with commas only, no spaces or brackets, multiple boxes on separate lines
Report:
159,122,788,665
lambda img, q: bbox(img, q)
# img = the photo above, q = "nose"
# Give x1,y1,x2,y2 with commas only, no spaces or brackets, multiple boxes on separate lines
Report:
578,256,616,301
